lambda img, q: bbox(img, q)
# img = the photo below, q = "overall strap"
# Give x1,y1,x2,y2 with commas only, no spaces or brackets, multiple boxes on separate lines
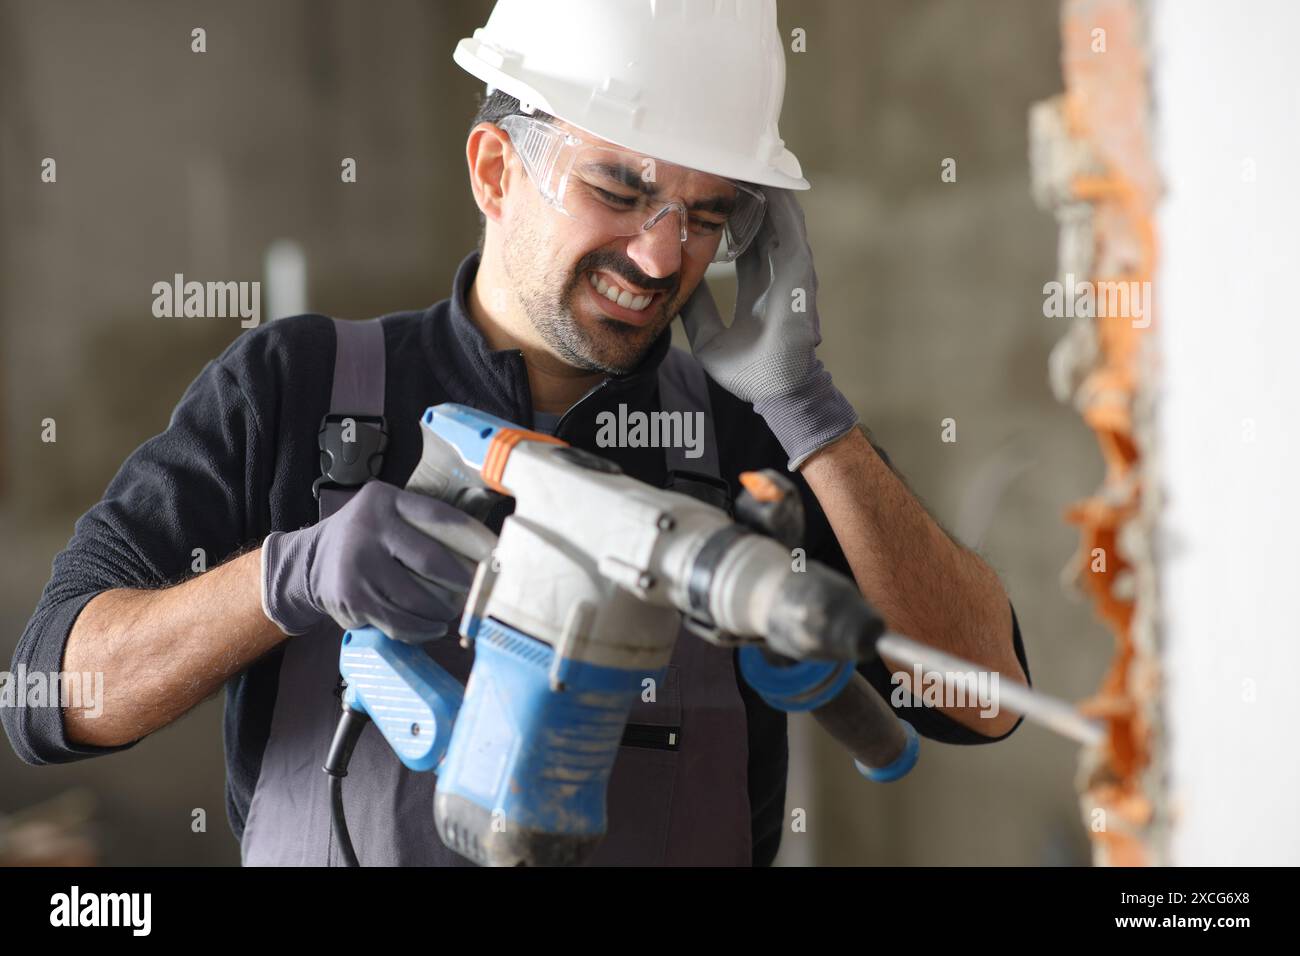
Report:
315,318,389,519
656,346,728,510
242,316,394,868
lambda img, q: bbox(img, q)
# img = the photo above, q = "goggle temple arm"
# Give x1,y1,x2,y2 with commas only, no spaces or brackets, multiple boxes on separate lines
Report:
721,182,767,263
498,114,576,213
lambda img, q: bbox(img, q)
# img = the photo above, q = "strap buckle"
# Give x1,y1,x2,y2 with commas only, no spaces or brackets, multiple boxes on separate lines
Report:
312,413,388,499
664,469,732,515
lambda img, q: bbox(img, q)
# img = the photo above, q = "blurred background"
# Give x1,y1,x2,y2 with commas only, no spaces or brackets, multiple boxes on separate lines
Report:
0,0,1107,865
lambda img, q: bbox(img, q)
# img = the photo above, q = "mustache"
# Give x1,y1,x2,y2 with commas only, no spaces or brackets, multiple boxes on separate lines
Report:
574,252,678,295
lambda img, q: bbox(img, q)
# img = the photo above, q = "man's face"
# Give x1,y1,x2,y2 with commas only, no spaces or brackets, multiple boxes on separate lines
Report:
499,119,736,374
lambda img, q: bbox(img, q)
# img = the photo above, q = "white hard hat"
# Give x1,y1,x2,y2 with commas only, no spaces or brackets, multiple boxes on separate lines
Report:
453,0,809,190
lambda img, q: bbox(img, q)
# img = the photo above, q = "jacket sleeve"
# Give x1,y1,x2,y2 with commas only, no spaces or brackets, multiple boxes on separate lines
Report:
2,353,267,765
856,601,1030,744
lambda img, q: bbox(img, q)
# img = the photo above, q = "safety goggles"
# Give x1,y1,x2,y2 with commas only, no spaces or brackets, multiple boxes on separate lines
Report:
498,114,767,264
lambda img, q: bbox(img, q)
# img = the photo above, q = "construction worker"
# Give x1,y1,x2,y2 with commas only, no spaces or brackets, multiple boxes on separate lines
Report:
3,0,1029,866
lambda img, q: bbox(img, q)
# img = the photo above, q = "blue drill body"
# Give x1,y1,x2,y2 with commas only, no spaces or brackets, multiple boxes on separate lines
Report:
335,402,916,866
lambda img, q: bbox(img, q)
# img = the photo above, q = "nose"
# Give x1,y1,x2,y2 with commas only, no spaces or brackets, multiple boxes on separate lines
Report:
625,203,684,279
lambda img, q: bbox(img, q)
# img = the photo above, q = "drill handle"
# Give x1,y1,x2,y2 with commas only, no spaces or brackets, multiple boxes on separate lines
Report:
339,627,466,773
738,648,919,782
407,406,512,523
812,670,919,782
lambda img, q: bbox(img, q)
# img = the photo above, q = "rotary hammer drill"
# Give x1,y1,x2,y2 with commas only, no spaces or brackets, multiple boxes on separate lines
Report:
324,403,919,866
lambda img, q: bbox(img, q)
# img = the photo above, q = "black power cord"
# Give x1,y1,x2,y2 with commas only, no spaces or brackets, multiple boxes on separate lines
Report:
324,707,370,867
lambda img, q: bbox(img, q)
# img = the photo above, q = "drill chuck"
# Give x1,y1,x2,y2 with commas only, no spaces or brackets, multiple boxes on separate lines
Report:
691,528,886,661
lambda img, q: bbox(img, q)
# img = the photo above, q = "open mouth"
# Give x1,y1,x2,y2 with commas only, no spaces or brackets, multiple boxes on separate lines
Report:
587,271,659,311
584,271,667,324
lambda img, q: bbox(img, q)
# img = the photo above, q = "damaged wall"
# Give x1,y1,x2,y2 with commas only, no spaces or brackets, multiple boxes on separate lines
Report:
1031,0,1165,866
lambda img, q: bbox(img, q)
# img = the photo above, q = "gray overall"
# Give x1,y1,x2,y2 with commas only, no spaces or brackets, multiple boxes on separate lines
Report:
240,318,753,866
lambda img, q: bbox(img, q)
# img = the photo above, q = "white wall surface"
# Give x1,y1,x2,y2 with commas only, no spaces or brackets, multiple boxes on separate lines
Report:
1153,0,1300,865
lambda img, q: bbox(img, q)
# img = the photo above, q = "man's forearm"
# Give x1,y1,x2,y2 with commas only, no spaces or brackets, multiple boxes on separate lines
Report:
62,548,286,748
800,427,1027,736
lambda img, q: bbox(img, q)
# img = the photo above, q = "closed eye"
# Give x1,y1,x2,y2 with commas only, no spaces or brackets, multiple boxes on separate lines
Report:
593,186,638,208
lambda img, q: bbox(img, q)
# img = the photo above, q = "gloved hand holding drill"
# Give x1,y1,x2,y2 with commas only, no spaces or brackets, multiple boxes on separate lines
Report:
326,403,917,867
260,481,494,643
681,186,859,470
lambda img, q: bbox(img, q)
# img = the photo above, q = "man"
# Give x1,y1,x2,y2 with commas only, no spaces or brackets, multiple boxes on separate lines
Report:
3,0,1028,866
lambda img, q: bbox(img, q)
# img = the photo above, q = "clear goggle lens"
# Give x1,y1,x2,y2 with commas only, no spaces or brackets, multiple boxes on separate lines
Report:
500,114,766,264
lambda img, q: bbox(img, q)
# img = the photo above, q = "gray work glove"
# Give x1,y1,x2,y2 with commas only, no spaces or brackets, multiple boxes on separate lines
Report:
261,481,495,643
681,186,858,470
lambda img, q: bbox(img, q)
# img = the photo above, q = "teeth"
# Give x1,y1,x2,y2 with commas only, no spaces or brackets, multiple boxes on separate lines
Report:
589,272,652,312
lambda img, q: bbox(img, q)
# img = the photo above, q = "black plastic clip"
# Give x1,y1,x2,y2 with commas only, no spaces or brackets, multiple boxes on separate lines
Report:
313,413,388,499
664,469,733,515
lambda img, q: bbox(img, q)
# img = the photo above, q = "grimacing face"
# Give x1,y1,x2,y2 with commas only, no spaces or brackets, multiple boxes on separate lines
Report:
499,119,738,374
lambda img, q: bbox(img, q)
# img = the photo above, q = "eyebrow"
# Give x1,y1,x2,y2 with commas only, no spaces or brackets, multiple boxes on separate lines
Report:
586,161,736,215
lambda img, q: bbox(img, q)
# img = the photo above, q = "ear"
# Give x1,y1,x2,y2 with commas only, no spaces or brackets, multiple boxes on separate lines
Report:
466,122,515,228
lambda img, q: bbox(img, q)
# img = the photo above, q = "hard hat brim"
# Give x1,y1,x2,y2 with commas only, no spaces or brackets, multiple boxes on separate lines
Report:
454,38,810,191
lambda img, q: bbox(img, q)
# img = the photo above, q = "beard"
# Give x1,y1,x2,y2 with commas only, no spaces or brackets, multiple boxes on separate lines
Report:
503,218,681,374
